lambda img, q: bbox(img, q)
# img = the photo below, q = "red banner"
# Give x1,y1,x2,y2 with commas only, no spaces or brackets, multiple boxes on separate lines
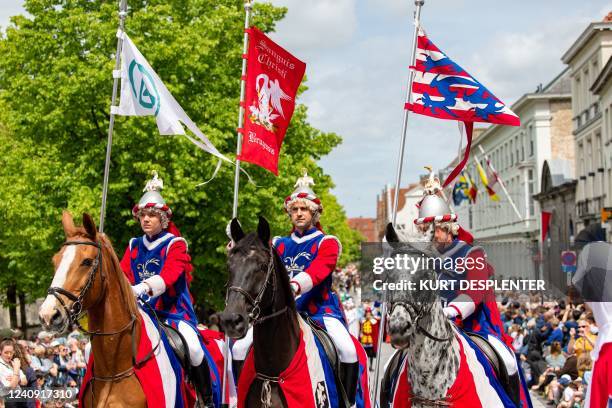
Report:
541,211,552,243
238,27,306,175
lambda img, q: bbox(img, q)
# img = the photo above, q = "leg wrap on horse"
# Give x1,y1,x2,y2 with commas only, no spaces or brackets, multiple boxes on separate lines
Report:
178,321,205,366
323,316,358,363
340,362,359,406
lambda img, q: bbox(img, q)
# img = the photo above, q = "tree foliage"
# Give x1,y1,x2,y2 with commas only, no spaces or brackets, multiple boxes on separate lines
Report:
0,0,361,314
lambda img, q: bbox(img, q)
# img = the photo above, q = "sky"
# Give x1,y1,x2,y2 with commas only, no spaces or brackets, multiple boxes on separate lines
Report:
1,1,611,217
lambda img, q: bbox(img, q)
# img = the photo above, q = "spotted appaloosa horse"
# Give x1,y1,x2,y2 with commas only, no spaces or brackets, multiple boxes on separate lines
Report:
38,212,223,408
380,224,521,408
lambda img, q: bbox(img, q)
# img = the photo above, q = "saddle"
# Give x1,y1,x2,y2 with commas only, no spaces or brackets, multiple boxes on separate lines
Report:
466,332,512,397
161,322,191,370
301,314,351,408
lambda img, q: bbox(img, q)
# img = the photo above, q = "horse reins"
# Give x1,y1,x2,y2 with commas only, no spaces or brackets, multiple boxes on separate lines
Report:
48,240,160,387
226,246,289,325
226,246,289,408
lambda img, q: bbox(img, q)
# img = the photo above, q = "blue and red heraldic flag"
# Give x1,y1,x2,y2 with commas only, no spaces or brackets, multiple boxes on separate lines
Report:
405,26,520,186
238,27,306,175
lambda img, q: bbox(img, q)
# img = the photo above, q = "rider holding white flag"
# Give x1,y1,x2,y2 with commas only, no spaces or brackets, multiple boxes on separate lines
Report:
119,171,216,405
414,168,525,407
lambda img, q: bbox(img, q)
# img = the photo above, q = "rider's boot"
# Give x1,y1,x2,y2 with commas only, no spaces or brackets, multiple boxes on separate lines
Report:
191,358,214,407
340,362,359,406
507,373,521,407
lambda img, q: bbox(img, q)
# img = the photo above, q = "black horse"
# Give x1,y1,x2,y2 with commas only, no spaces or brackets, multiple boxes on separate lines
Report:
220,217,300,407
220,217,358,408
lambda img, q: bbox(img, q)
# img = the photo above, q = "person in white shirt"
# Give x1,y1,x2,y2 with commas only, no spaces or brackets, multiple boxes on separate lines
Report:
0,339,27,407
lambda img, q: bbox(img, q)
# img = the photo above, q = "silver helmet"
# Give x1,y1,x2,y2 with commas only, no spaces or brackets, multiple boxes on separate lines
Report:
132,171,173,218
414,166,457,225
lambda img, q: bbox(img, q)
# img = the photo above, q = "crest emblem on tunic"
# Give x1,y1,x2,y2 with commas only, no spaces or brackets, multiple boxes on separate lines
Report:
137,258,160,280
315,381,330,408
284,252,312,278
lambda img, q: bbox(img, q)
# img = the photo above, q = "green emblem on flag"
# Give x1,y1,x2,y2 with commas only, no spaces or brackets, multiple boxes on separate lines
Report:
128,60,160,116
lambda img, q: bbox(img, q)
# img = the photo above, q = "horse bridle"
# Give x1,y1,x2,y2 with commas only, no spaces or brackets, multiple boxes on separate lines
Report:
48,240,137,336
386,259,454,343
48,239,159,392
47,240,111,334
226,246,288,325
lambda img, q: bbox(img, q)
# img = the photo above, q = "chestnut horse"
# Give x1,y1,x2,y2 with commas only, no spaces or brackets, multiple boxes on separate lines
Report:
39,211,146,407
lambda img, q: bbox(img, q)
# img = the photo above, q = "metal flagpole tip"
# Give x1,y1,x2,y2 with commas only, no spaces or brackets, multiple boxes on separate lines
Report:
415,0,425,5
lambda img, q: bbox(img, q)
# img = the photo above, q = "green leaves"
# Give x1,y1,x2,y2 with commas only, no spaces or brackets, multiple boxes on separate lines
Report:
0,0,360,313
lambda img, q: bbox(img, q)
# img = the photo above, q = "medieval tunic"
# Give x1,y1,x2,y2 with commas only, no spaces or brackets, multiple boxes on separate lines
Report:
120,231,197,325
437,239,510,344
273,227,343,323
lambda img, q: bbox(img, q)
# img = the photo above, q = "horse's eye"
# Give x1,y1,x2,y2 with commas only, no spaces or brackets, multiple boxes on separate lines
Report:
81,258,93,267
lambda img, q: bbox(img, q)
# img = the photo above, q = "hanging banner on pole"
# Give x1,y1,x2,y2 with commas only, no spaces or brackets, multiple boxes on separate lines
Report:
404,25,520,187
113,32,230,165
238,27,306,175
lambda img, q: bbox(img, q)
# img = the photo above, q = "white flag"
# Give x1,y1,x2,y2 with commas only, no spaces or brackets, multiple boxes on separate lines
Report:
113,31,229,164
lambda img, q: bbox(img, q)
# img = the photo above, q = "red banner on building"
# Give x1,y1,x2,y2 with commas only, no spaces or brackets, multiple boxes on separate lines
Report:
541,211,552,243
238,27,306,175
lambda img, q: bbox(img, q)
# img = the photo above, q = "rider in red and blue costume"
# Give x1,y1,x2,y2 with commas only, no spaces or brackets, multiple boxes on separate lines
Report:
275,171,366,406
231,171,369,407
414,168,531,408
119,172,220,407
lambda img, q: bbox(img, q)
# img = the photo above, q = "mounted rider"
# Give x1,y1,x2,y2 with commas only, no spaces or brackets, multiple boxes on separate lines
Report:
119,171,216,404
231,171,361,405
276,170,361,405
414,168,522,402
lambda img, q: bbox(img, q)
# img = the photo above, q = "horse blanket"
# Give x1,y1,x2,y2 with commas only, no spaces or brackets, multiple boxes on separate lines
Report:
238,316,340,408
79,306,191,408
386,326,517,408
199,328,237,407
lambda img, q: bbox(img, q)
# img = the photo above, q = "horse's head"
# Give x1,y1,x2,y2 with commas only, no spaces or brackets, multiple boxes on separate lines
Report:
39,211,105,333
384,223,439,349
220,216,287,339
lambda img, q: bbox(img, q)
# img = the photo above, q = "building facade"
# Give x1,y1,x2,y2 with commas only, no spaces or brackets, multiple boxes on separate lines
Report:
561,20,612,237
448,70,573,280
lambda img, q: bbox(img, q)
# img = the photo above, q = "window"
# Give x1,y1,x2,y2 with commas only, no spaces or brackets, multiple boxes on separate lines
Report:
510,140,514,166
528,125,535,157
528,169,535,216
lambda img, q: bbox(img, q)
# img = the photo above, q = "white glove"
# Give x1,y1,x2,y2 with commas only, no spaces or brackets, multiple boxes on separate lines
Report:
290,282,300,296
443,306,460,319
132,282,150,298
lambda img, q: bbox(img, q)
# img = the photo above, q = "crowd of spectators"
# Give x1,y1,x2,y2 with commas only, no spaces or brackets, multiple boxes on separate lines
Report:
0,326,88,407
499,293,598,407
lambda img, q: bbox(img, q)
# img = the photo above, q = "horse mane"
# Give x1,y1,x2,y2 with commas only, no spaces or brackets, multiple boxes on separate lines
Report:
97,233,139,317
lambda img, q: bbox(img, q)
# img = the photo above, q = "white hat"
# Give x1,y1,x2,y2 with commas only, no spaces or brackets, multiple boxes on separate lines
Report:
284,170,322,213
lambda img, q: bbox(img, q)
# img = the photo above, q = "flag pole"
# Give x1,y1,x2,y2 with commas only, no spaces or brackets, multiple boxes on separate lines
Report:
372,0,424,403
477,145,523,221
99,0,128,233
222,2,254,406
231,0,254,219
